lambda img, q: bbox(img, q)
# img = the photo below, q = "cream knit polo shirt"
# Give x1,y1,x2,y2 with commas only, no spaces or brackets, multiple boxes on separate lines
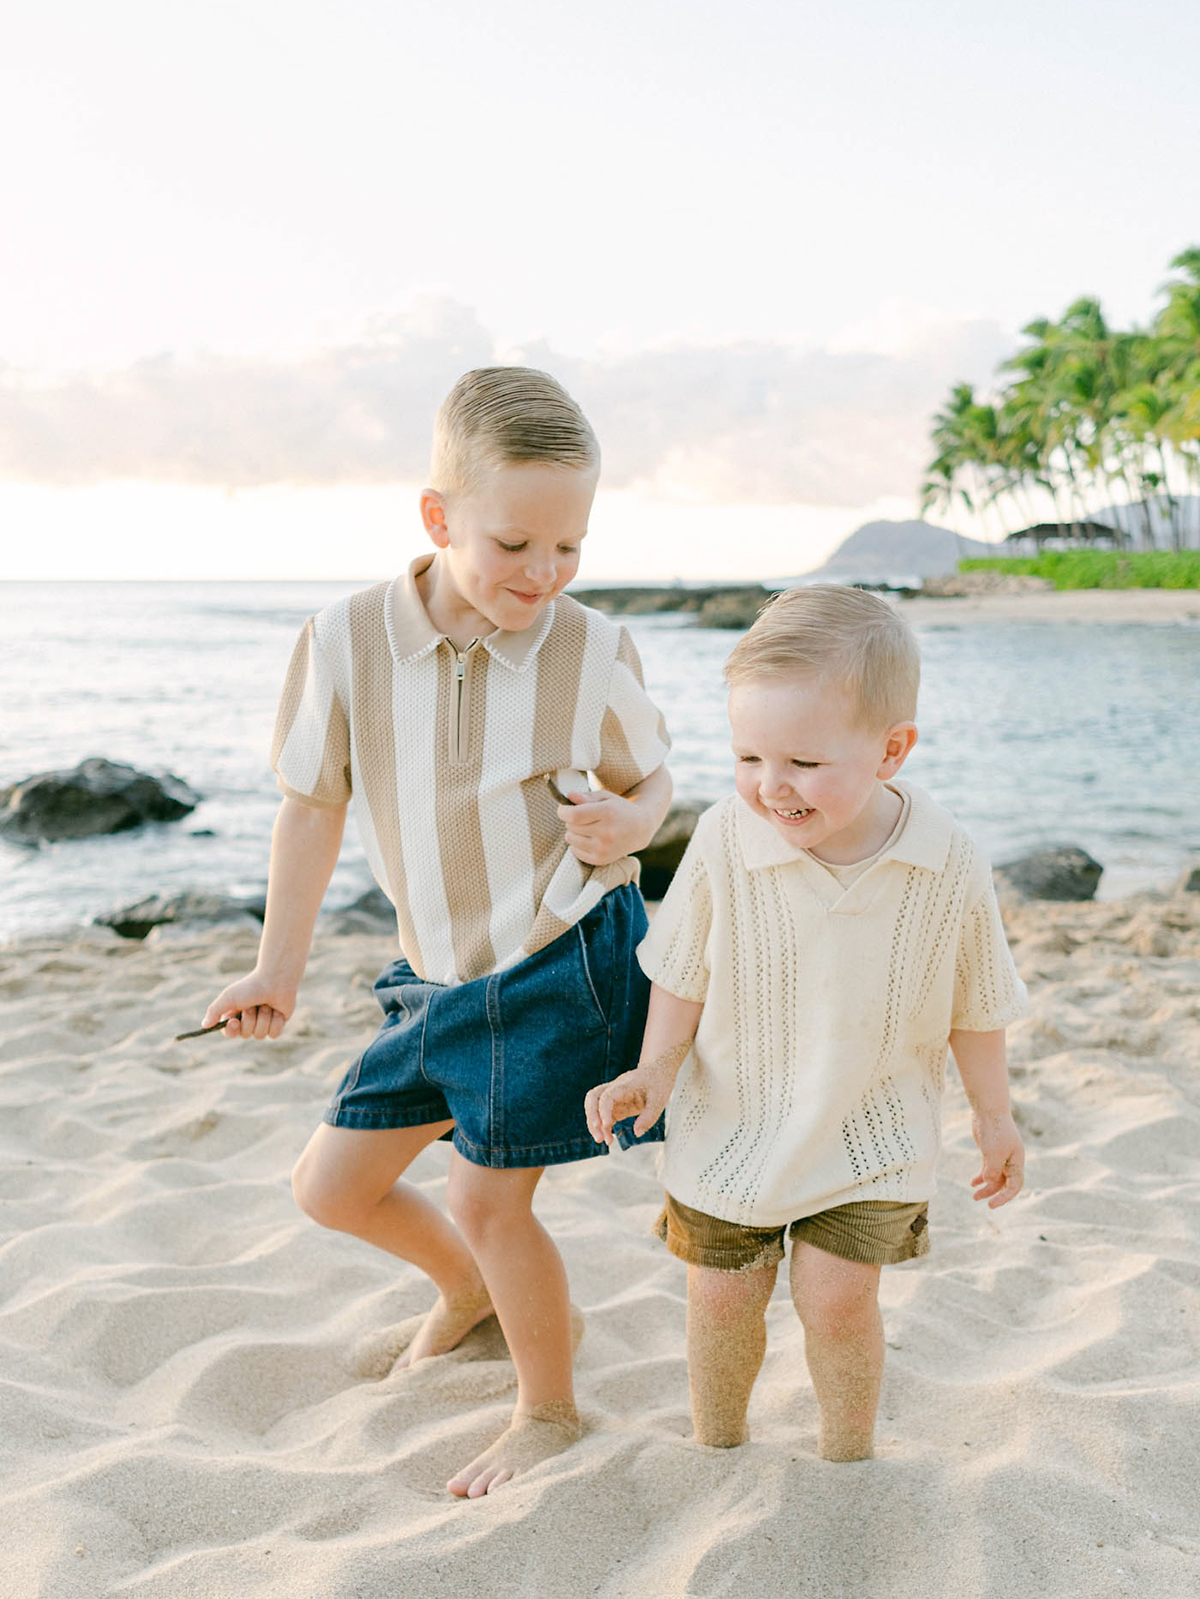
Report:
638,782,1028,1227
271,557,670,985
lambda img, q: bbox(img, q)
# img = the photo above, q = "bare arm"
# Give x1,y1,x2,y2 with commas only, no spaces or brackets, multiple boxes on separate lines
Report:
949,1027,1025,1207
201,795,347,1039
584,981,703,1145
561,762,674,866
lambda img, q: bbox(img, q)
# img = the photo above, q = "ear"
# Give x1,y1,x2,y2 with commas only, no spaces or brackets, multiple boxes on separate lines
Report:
876,722,918,778
420,489,450,548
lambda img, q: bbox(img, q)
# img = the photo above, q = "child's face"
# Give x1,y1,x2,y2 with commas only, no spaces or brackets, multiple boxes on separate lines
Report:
423,461,597,634
728,673,915,859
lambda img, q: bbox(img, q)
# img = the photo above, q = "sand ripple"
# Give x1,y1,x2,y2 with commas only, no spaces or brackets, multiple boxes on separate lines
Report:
2,892,1199,1596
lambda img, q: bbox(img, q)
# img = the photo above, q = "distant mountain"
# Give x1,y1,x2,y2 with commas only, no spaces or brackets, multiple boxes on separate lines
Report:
795,500,1200,589
800,520,999,585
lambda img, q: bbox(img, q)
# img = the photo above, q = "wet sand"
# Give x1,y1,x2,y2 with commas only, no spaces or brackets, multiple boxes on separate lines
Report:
2,883,1199,1597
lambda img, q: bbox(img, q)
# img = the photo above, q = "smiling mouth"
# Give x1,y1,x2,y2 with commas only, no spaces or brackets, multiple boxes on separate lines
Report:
772,805,814,821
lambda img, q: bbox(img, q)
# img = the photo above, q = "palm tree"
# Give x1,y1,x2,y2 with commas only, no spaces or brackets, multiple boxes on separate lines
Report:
1155,250,1200,543
922,249,1200,554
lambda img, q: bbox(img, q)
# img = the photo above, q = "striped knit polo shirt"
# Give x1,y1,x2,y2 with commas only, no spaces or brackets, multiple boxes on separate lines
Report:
271,556,671,985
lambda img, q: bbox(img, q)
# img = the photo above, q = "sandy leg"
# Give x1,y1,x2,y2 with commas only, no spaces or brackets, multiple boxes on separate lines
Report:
790,1242,883,1461
686,1260,779,1447
444,1154,580,1495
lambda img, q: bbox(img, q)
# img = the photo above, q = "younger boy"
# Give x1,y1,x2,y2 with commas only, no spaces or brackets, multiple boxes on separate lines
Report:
203,368,671,1496
586,585,1026,1461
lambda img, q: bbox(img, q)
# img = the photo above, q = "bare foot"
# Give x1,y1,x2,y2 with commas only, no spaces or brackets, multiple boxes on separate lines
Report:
407,1298,585,1367
395,1283,496,1368
447,1400,581,1498
351,1299,585,1380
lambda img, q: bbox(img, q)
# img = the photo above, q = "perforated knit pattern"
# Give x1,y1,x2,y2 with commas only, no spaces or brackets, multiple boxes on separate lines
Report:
953,886,1025,1030
271,560,670,984
642,841,712,1002
639,784,1028,1228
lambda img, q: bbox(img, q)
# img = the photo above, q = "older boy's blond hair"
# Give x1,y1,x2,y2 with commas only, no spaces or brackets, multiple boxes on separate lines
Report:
724,585,920,729
430,367,599,501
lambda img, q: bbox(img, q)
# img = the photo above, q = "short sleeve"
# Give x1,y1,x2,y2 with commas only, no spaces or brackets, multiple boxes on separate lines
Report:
594,626,671,795
270,617,352,807
951,882,1028,1030
637,836,712,1002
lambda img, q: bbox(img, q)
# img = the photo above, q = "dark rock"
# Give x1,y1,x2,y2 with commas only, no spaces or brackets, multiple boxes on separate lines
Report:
1177,861,1200,894
189,828,216,837
0,758,201,843
694,587,773,630
571,586,701,616
635,802,711,899
344,885,395,920
918,571,1053,597
96,889,266,940
994,846,1103,902
571,584,775,628
319,884,397,936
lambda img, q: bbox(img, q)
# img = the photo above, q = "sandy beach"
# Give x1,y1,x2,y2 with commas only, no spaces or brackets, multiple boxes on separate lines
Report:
896,587,1200,626
2,880,1199,1598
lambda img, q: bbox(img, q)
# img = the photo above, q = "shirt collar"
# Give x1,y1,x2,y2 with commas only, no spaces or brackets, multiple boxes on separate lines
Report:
734,779,954,874
883,780,955,870
386,554,556,672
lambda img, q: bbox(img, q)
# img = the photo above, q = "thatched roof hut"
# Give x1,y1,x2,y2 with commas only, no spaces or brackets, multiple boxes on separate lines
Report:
1004,520,1125,550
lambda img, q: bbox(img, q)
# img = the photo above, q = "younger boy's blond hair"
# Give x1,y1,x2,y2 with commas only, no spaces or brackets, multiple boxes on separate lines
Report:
724,584,920,730
430,367,599,501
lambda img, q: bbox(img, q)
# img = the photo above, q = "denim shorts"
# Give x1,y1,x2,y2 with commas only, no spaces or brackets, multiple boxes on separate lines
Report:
324,883,663,1168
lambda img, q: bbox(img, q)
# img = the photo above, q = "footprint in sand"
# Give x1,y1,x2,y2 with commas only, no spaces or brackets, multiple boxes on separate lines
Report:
347,1304,586,1381
125,1110,227,1160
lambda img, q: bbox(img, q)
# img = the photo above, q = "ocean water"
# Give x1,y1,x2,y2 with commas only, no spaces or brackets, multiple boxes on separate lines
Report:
1,581,1198,938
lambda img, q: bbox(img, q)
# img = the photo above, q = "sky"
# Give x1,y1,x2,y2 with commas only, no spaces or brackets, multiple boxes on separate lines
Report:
1,0,1198,580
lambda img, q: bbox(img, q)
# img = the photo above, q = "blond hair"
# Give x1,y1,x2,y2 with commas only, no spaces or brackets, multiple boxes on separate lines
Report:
430,367,599,500
724,585,920,729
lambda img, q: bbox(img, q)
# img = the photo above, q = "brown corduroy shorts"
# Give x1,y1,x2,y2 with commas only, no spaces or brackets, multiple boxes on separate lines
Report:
655,1192,931,1272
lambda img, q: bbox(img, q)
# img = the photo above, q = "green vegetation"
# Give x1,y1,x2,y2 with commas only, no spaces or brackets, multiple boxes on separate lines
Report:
922,249,1200,553
959,552,1200,589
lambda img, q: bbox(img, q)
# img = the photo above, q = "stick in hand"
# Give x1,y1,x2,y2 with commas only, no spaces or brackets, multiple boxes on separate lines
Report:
173,1018,230,1042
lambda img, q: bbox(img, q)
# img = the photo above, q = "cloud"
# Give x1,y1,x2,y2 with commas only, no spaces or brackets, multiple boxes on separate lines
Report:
0,300,1012,506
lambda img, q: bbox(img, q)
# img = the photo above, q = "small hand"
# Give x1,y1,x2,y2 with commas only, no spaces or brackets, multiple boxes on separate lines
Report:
200,971,296,1041
560,789,649,866
971,1112,1025,1207
584,1038,690,1146
584,1068,667,1145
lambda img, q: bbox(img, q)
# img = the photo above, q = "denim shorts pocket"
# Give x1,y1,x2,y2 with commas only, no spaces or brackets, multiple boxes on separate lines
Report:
574,897,616,1031
504,904,610,1039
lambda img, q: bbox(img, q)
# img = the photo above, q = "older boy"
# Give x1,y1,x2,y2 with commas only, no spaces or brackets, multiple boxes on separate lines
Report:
586,585,1026,1462
203,368,671,1496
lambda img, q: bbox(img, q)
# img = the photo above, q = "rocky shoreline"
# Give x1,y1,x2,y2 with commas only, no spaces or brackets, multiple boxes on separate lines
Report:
78,830,1200,947
572,568,1199,630
5,747,1198,949
570,583,775,628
